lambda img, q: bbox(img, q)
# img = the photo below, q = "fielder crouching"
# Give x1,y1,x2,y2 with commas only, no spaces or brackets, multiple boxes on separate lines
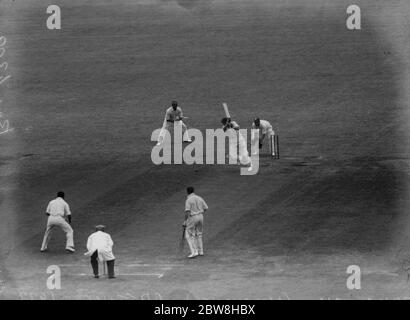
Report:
157,100,191,145
251,118,275,156
84,225,116,279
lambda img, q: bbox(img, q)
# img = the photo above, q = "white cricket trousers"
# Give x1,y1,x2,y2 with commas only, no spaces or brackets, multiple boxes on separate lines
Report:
185,213,204,255
41,216,74,250
229,131,251,165
158,120,190,144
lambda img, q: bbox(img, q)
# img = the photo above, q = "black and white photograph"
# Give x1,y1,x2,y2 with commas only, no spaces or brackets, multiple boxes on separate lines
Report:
1,0,410,305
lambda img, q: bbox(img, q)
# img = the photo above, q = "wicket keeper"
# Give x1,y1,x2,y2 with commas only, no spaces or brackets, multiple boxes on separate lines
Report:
251,118,275,156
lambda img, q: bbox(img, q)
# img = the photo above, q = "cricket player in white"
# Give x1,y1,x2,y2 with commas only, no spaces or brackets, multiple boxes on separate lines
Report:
184,186,208,258
251,118,275,155
157,100,191,145
40,191,75,253
226,117,240,130
221,118,253,171
84,225,115,279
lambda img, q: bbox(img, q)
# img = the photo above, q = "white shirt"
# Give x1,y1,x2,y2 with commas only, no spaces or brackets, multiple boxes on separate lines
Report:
185,193,208,216
230,121,240,130
252,119,273,134
85,231,115,261
46,197,71,218
165,107,183,122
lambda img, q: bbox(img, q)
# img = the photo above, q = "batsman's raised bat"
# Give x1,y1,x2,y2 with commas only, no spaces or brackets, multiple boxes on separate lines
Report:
222,103,231,118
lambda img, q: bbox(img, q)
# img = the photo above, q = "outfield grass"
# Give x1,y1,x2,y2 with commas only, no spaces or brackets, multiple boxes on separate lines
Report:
0,0,410,299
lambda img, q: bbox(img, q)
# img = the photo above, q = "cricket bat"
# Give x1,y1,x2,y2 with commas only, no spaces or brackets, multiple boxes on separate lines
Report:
179,225,186,254
222,103,231,118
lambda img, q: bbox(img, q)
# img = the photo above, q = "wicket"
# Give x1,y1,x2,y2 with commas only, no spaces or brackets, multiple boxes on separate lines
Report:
270,134,280,159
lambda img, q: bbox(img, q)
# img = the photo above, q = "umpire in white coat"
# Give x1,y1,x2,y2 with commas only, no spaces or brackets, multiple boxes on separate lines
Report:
84,225,115,279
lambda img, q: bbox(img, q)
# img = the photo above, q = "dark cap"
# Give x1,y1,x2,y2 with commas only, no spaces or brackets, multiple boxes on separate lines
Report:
57,191,65,198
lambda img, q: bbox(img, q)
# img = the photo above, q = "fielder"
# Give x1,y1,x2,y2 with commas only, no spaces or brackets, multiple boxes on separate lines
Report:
251,118,275,155
183,186,208,258
40,191,75,253
221,117,253,171
157,101,191,146
84,225,116,279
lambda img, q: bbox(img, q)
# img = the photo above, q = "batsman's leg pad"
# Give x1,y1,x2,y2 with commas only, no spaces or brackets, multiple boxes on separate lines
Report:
185,217,198,254
194,214,203,254
186,237,197,255
196,236,203,255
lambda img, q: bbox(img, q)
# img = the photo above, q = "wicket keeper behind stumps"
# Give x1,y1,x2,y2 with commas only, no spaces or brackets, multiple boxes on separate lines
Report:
251,118,278,158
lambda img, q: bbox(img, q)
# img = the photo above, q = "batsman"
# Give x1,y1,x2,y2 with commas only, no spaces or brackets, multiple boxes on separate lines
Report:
183,186,208,258
221,103,253,171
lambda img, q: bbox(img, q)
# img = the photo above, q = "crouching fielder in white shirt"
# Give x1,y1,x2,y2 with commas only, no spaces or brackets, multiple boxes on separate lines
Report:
251,118,275,155
84,225,116,279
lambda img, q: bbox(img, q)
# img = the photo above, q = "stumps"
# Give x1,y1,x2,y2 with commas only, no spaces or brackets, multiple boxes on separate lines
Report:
270,134,280,159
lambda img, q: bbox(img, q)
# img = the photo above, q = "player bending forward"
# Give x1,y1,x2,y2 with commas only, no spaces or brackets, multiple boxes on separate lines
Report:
84,225,116,279
221,117,253,172
251,118,275,155
157,100,191,145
